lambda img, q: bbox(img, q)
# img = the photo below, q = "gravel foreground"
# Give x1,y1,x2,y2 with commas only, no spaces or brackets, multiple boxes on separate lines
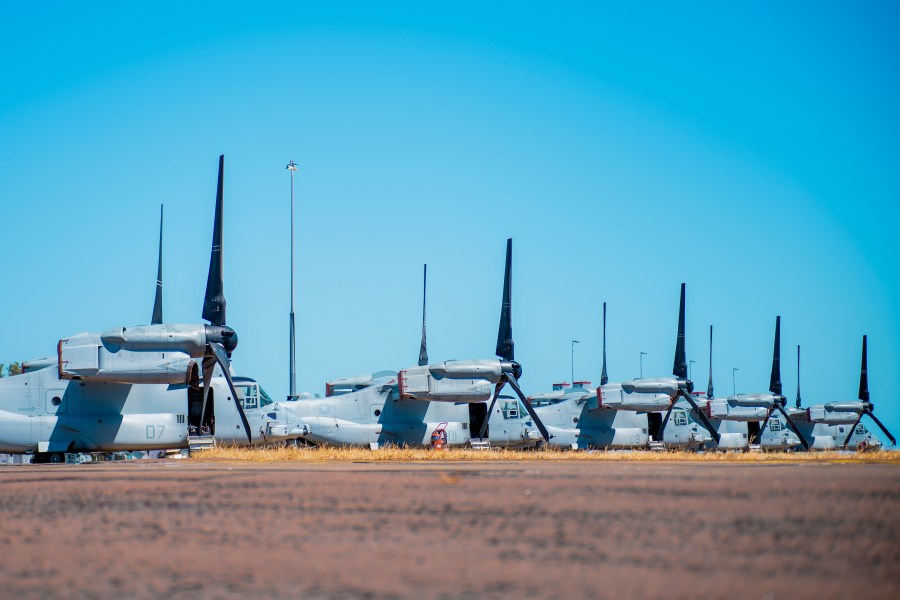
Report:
0,460,897,599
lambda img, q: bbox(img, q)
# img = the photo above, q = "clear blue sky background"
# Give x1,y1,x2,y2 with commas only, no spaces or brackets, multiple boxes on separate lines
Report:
2,2,898,442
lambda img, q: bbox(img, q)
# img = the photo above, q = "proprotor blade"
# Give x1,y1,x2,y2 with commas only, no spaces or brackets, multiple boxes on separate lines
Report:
769,316,782,395
775,403,809,450
795,345,802,408
478,382,505,440
858,335,869,402
495,239,514,361
756,409,772,444
418,264,428,366
680,387,721,444
209,342,252,444
865,409,896,446
843,413,863,449
200,356,215,435
600,302,608,386
202,155,226,326
151,204,163,325
672,283,687,379
707,325,714,399
504,374,550,443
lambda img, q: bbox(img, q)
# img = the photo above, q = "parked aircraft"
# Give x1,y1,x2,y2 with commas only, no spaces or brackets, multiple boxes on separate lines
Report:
787,337,895,450
529,380,649,449
282,239,550,448
0,156,293,462
579,286,720,448
704,318,808,451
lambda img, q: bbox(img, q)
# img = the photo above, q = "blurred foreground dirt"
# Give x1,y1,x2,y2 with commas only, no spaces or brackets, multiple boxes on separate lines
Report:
0,460,897,599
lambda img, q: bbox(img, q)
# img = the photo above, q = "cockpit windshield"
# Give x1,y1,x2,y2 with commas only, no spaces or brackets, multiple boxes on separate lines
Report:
235,382,275,410
500,399,522,420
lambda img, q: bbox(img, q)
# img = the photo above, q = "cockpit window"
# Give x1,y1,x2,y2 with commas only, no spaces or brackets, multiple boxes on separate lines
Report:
236,384,259,410
856,424,867,435
500,399,521,420
258,386,274,407
673,411,688,426
769,419,782,432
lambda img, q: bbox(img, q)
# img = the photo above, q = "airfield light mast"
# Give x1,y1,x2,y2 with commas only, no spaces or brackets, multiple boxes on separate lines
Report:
732,367,739,395
287,160,298,400
640,351,647,378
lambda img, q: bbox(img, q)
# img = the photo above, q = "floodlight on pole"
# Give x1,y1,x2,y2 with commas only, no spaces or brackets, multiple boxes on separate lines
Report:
286,160,298,400
732,367,739,395
689,359,696,381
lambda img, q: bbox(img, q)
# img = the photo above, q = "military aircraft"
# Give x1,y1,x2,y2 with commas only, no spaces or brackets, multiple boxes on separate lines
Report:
786,336,895,451
577,285,720,449
527,304,649,449
282,239,550,448
703,318,808,451
0,156,294,462
529,380,649,450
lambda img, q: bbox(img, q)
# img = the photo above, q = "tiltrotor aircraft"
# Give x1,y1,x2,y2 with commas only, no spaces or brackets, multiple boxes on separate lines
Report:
704,317,808,451
577,285,721,449
280,240,551,448
0,156,294,462
786,336,895,450
527,304,649,449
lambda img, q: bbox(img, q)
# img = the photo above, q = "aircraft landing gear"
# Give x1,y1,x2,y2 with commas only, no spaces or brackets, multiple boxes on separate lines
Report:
32,452,66,464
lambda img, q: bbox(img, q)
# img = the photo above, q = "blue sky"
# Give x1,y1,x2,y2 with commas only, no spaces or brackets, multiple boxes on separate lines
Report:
2,2,898,441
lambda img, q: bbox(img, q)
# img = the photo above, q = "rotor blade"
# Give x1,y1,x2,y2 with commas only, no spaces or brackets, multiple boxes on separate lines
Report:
775,404,809,450
209,342,252,444
418,264,428,366
672,283,687,379
600,302,608,386
200,356,215,434
757,409,772,444
858,335,869,402
680,388,721,444
504,373,550,443
202,155,227,326
495,238,514,361
795,344,801,408
865,409,896,446
478,381,505,439
842,413,863,449
151,204,163,325
707,324,714,399
769,316,782,395
658,403,675,442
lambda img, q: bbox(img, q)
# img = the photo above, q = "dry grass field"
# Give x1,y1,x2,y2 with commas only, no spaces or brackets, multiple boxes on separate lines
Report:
195,444,900,464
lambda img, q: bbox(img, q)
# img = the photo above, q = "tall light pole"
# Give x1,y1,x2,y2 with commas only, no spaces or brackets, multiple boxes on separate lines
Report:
571,340,580,384
286,160,298,400
640,351,647,378
732,367,739,395
689,359,696,381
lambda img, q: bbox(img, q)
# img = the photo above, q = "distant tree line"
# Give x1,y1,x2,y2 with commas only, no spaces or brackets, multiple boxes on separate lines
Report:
0,362,22,377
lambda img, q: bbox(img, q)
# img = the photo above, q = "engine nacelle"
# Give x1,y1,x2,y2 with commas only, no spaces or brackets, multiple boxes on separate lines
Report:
806,403,863,425
427,360,504,382
598,382,672,412
725,393,777,408
59,333,200,387
399,366,494,403
99,323,237,357
619,378,679,396
707,399,769,421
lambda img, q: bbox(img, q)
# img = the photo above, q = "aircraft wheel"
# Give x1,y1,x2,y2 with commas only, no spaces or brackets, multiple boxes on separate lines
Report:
49,452,65,463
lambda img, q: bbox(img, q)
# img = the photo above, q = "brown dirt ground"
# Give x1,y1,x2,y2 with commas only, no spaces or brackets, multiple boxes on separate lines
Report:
0,460,897,599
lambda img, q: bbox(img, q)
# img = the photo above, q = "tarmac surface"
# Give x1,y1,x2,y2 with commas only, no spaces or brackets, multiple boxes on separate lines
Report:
0,459,897,599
